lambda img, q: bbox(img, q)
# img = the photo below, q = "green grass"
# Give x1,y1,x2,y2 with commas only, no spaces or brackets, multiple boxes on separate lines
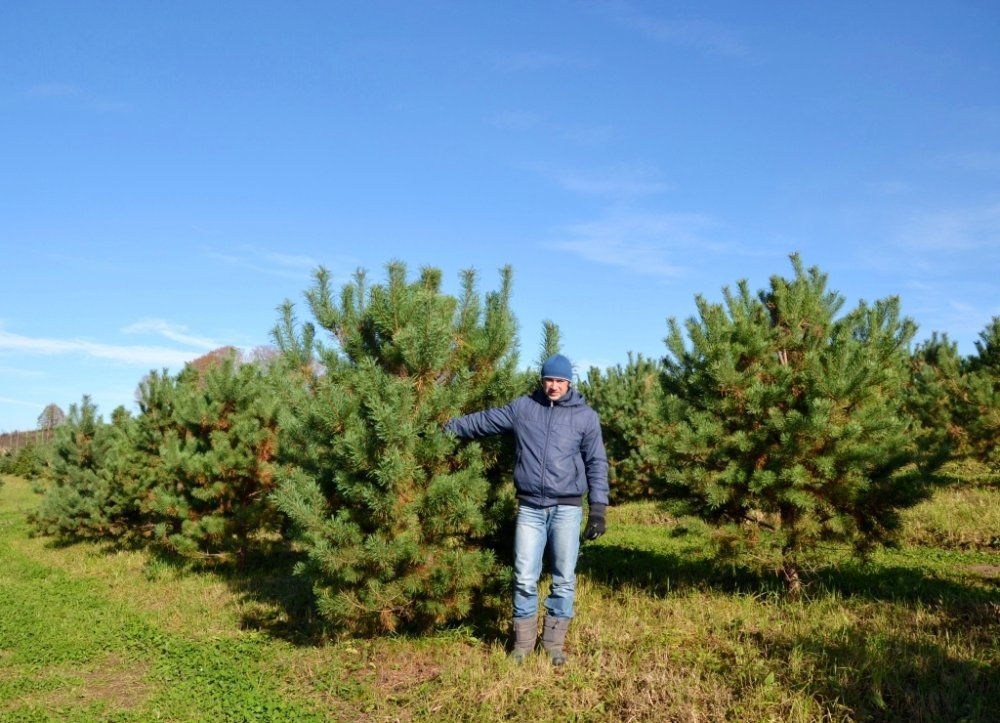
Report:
2,472,999,721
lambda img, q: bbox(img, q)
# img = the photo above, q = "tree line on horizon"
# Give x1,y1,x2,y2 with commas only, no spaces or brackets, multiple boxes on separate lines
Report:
6,254,999,634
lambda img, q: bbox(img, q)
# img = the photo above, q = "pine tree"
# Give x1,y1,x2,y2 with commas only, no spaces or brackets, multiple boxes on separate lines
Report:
145,352,283,561
661,254,937,593
908,333,967,459
272,262,528,634
962,317,1000,470
0,443,48,480
31,396,121,538
581,353,670,501
536,320,561,367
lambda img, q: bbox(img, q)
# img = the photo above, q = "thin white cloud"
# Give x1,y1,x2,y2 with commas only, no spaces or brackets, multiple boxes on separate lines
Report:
882,236,999,351
28,83,84,98
591,1,750,57
550,211,721,277
491,51,594,72
938,151,1000,174
204,245,326,280
903,279,934,292
894,202,1000,252
26,83,130,112
954,105,1000,132
541,163,672,197
0,396,42,409
0,329,199,367
0,365,44,378
865,180,910,196
490,110,545,131
260,251,320,268
557,123,616,145
490,109,614,146
947,299,980,314
122,319,220,350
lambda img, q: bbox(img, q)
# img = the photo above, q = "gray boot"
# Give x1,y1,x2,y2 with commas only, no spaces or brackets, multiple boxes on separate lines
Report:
509,616,537,663
541,615,571,666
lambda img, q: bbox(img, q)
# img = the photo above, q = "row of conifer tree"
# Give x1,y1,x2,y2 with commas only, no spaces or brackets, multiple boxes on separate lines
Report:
22,254,1000,634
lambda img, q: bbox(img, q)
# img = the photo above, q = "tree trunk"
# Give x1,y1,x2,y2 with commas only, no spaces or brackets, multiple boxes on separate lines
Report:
781,561,802,598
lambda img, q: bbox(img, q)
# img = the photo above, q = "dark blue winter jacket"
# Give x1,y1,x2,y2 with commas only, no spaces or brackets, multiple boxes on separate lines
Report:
445,387,609,511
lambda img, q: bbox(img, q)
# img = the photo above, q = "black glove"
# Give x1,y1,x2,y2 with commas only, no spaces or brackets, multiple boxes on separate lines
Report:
583,515,606,540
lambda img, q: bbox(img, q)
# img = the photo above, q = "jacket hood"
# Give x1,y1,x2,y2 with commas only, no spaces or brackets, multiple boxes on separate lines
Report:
532,386,587,407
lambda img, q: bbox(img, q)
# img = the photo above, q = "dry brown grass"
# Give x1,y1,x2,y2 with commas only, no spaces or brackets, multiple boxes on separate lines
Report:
1,654,154,717
4,475,999,721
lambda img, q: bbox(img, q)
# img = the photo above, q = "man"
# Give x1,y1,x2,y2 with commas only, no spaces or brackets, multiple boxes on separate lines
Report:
445,353,609,665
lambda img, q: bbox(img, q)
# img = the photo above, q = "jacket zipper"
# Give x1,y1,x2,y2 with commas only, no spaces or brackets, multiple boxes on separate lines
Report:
540,398,555,501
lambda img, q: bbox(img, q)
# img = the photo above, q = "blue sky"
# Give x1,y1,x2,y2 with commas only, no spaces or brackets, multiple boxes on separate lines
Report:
2,1,999,432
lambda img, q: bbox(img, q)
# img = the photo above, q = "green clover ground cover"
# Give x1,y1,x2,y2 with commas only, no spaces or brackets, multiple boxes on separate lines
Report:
0,476,325,723
2,472,999,721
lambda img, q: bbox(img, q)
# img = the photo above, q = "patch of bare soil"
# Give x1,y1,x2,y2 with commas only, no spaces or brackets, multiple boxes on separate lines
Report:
6,654,155,714
284,642,461,722
373,648,444,693
965,564,1000,578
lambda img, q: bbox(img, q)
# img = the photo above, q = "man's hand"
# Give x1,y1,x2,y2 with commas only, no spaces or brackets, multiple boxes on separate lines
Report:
583,515,605,540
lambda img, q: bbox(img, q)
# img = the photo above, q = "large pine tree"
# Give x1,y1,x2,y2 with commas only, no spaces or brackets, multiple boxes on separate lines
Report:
661,254,939,591
272,263,529,634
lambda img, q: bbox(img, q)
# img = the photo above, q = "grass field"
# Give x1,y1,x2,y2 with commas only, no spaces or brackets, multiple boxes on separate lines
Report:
1,470,998,722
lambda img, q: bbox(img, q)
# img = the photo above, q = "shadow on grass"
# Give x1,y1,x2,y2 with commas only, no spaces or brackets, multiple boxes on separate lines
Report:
30,527,327,645
577,541,788,597
579,539,999,608
42,510,994,658
101,539,330,647
218,546,327,646
788,623,1000,721
210,537,998,650
580,541,1000,720
138,541,515,648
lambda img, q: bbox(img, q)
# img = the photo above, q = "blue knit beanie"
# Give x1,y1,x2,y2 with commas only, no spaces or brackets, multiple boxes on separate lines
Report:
541,353,573,382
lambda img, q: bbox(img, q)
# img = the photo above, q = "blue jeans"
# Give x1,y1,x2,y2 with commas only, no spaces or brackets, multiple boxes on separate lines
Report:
512,504,583,620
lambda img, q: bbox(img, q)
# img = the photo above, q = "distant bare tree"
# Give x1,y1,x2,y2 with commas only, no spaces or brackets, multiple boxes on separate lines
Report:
247,344,280,370
37,403,66,431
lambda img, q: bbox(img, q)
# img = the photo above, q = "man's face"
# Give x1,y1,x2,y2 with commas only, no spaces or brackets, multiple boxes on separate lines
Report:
542,377,570,401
